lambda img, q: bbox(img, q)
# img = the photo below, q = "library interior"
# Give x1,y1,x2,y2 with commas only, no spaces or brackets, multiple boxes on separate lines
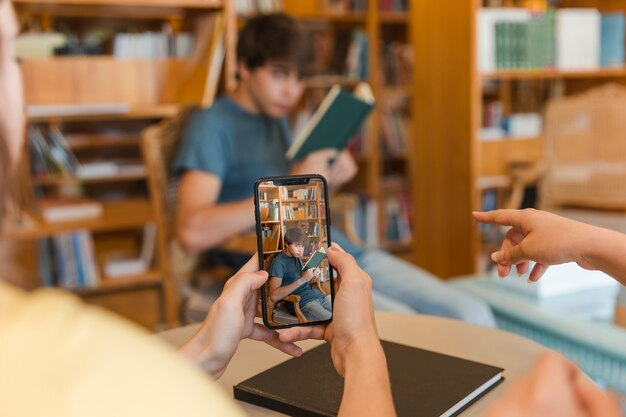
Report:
3,0,626,415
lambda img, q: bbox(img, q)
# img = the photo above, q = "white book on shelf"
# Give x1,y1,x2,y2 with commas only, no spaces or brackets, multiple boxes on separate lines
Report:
556,9,601,70
27,103,130,118
104,224,156,278
39,198,103,223
15,32,67,59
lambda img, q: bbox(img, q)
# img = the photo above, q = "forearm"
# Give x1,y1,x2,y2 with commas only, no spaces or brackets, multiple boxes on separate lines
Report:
338,339,396,417
585,225,626,286
177,197,255,254
270,279,304,302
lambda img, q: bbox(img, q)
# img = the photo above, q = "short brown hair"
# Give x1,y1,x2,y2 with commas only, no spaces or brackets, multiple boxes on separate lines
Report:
237,13,312,78
284,227,307,246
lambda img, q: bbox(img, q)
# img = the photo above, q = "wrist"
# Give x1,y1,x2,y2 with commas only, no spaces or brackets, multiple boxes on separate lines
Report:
343,335,386,373
178,324,224,378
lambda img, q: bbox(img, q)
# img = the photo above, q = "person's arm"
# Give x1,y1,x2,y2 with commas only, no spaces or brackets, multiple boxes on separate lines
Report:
178,255,303,378
267,268,317,303
473,209,626,285
484,351,620,417
176,171,255,255
279,245,396,417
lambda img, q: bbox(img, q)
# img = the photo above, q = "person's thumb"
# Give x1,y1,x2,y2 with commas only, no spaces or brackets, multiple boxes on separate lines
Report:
225,270,268,299
492,243,527,266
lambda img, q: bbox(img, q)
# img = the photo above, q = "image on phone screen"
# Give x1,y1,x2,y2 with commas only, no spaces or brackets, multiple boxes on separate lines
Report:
255,175,333,329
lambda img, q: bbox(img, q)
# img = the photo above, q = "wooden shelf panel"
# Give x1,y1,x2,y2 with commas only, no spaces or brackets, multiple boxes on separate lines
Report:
379,12,409,24
75,270,163,296
481,67,626,81
64,133,141,149
14,0,223,10
4,199,155,239
303,75,362,89
478,136,544,177
297,11,366,23
33,172,147,185
27,104,181,123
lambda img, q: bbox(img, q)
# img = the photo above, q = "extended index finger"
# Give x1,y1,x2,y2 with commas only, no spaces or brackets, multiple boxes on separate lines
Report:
473,210,524,228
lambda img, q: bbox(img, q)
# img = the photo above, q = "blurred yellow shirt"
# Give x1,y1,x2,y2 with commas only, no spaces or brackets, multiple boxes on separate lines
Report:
0,281,245,417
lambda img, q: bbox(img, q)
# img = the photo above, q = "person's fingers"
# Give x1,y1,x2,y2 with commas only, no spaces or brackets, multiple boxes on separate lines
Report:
575,373,622,417
326,245,362,280
279,325,326,343
249,324,303,357
491,242,528,266
528,263,549,282
473,210,524,227
497,263,512,277
237,253,261,273
515,261,530,276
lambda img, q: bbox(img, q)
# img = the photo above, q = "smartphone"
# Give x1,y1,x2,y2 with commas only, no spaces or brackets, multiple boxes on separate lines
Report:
254,174,334,329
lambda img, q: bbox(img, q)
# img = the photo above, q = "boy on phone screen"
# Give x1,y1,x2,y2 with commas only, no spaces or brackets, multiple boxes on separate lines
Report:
268,228,331,322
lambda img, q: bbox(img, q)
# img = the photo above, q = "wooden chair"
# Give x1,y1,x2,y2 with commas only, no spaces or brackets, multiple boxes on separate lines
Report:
264,253,314,326
142,106,234,322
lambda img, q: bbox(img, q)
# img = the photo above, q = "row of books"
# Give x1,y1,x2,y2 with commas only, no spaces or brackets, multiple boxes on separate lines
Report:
381,176,412,244
282,187,318,201
259,200,280,221
283,204,320,220
113,32,194,59
380,93,410,155
480,100,543,140
303,240,322,257
478,8,625,71
307,24,370,80
379,0,407,12
38,232,100,289
380,42,413,86
384,193,413,244
29,127,145,180
261,225,281,252
234,0,282,15
319,0,367,12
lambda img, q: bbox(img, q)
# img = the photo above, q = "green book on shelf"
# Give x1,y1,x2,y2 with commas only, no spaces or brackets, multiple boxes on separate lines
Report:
302,247,327,271
286,82,375,161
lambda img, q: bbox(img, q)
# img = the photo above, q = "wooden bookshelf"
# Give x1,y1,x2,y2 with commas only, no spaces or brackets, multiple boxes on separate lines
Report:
481,67,626,80
284,0,414,255
4,199,155,239
8,0,236,329
407,0,626,277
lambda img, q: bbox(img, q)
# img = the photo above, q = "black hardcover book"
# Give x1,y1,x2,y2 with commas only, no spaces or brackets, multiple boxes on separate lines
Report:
234,340,504,417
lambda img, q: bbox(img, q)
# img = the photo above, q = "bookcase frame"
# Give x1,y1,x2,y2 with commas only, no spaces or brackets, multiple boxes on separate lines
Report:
5,0,236,329
282,0,416,260
409,0,626,277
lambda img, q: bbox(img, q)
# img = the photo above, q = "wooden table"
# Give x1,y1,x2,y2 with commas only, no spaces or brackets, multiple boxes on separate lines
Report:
158,311,546,416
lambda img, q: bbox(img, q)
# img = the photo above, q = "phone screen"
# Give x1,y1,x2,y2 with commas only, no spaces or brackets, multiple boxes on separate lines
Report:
254,175,334,329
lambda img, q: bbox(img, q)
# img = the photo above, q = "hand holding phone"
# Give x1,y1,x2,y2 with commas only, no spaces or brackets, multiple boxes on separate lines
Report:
254,175,334,329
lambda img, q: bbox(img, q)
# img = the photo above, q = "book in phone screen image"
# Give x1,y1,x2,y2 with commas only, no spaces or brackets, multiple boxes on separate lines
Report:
302,247,327,272
234,340,504,417
286,82,375,161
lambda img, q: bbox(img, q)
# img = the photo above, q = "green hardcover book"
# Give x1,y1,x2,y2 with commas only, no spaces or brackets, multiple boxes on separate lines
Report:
286,83,375,161
302,247,327,272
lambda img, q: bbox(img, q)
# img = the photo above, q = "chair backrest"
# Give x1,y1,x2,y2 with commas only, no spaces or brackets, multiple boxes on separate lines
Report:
141,106,199,286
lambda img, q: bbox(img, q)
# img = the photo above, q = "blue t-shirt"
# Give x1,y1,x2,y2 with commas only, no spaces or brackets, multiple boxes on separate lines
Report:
172,97,291,203
172,95,365,259
268,252,325,311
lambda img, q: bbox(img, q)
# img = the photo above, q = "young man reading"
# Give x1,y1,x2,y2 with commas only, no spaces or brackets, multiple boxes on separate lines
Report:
173,13,496,327
268,228,331,322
